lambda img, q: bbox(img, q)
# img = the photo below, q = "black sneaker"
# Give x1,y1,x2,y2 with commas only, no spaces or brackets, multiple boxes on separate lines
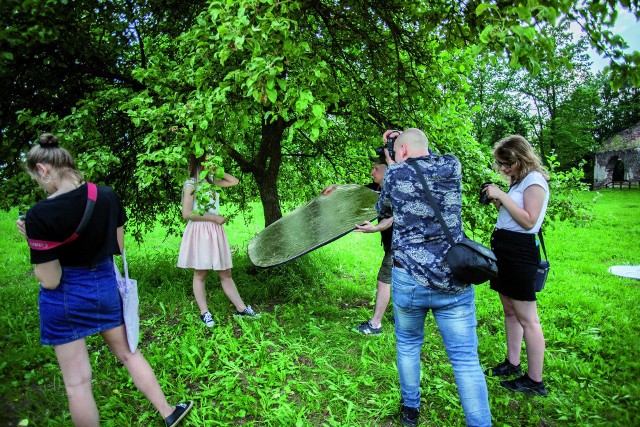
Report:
165,401,193,427
484,358,522,377
353,321,382,336
235,305,260,318
400,405,419,427
200,311,214,327
500,374,548,397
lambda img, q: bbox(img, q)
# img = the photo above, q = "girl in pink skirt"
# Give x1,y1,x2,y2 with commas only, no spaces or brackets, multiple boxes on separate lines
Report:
177,154,258,327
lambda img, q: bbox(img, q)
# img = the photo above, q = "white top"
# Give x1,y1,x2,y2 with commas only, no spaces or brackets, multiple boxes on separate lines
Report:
496,171,549,234
184,178,220,215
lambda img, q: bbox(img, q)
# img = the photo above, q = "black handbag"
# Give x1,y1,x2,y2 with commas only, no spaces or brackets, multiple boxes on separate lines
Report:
408,161,498,285
534,229,550,292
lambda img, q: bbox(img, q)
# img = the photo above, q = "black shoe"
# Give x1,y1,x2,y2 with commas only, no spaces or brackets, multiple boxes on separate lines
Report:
484,358,522,377
352,321,382,336
500,374,548,397
200,311,215,327
400,405,419,427
235,305,260,318
165,401,194,427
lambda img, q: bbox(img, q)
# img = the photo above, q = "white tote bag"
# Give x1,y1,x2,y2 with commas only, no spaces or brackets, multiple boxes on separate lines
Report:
114,250,139,353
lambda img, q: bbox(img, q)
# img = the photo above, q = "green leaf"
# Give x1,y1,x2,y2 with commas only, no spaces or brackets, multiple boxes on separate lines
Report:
475,4,493,16
312,104,324,118
295,98,308,112
235,35,245,50
513,6,532,21
479,25,494,44
266,87,277,103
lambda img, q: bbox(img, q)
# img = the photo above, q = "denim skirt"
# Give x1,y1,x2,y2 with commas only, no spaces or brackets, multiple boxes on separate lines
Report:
489,228,540,302
39,257,124,346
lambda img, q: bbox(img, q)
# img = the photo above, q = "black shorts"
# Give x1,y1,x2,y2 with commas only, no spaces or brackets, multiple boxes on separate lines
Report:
377,250,392,284
490,229,540,302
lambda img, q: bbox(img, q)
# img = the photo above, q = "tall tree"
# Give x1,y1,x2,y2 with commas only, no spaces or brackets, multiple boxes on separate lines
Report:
0,0,208,236
3,0,639,234
516,23,594,162
124,0,483,227
467,56,531,147
595,79,640,140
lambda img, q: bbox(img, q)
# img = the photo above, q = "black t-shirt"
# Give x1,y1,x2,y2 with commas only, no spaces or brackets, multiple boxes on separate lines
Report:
365,182,392,251
26,183,127,266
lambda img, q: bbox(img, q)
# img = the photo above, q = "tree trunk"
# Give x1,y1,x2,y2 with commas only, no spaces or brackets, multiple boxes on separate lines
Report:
255,175,282,227
227,114,288,227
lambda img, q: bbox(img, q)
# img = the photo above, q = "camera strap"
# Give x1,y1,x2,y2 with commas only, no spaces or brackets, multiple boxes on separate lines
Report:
407,159,456,246
28,182,98,251
538,228,548,261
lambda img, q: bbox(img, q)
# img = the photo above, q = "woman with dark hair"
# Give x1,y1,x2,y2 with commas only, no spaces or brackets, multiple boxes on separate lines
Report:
177,153,257,327
481,134,550,397
17,133,192,426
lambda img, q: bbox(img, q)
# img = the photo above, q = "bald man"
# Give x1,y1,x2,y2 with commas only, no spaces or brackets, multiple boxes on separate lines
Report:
376,128,491,427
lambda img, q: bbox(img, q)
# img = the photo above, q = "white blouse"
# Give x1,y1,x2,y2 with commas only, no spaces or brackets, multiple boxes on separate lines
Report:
496,171,549,234
184,178,220,215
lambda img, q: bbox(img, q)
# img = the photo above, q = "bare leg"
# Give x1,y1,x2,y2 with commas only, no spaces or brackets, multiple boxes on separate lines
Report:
369,280,391,328
192,269,209,314
218,269,246,312
499,293,524,366
101,325,174,418
510,299,546,382
54,339,100,427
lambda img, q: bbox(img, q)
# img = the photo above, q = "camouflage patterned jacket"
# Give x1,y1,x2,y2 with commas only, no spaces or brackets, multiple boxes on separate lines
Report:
376,155,468,294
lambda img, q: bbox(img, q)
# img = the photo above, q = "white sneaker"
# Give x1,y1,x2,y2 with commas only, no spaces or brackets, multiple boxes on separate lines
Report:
200,311,214,327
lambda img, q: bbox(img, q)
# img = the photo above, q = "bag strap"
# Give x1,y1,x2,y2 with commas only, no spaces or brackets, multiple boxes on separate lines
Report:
122,249,131,280
407,160,456,246
114,249,131,293
538,228,548,261
28,183,98,250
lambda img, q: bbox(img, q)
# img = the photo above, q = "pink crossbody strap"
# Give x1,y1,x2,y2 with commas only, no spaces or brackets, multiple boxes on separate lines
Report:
28,183,98,251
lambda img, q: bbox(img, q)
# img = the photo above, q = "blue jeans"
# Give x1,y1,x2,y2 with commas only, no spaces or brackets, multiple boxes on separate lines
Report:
393,267,491,427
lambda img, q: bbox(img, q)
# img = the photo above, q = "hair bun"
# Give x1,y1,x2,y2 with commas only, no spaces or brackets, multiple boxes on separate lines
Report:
39,133,59,148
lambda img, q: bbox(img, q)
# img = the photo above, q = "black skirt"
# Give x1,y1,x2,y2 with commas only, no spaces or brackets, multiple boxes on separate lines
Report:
490,228,540,302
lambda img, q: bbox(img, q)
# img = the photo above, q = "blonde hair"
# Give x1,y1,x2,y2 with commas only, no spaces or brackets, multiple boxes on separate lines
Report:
26,133,83,182
493,135,549,184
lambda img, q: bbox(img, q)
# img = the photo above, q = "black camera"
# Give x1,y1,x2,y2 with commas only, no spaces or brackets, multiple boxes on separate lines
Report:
375,135,396,161
479,182,494,205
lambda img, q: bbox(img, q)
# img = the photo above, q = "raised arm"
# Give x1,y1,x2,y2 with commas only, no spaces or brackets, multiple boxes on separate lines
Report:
212,172,239,188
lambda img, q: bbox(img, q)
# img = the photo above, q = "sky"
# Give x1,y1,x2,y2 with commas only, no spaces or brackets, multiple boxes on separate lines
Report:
573,8,640,72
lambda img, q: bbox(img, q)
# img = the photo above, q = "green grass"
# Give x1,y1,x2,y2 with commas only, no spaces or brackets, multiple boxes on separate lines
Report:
1,189,639,426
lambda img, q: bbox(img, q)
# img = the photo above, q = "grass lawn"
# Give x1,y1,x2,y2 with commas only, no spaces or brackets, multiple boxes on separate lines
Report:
0,189,639,426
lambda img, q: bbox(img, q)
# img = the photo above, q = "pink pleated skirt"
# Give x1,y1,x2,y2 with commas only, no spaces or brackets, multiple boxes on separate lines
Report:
177,221,233,270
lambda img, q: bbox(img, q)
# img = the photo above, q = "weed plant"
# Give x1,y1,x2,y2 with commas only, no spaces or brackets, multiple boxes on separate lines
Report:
1,190,639,426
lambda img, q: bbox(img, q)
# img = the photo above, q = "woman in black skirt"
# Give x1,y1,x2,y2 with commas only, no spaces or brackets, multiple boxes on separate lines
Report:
481,135,550,397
